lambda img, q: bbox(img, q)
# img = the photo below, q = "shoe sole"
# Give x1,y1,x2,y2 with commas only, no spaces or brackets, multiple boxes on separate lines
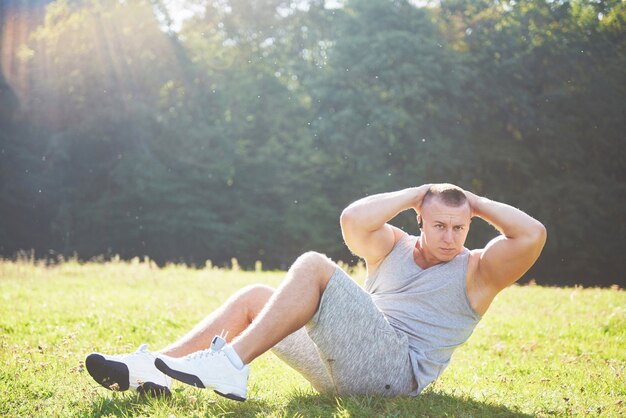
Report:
85,354,171,397
154,358,246,402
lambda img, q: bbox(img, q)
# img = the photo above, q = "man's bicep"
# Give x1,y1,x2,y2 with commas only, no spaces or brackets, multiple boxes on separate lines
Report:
477,234,545,291
342,223,400,266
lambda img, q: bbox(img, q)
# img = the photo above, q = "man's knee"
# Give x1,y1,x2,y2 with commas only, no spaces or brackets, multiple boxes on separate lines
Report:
237,284,274,303
292,251,337,287
232,284,274,322
294,251,334,269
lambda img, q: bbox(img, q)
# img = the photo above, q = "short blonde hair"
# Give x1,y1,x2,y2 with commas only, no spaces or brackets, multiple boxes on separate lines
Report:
423,183,467,207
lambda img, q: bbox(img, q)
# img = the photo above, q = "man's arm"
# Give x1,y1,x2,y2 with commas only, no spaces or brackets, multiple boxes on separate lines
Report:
466,191,547,293
340,185,431,269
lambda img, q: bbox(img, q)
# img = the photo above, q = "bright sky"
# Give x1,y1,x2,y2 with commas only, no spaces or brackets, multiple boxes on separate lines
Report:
163,0,205,31
163,0,348,31
163,0,434,32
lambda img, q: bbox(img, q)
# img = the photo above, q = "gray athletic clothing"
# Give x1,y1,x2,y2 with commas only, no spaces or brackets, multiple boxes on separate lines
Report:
272,234,481,396
272,267,417,396
366,234,482,394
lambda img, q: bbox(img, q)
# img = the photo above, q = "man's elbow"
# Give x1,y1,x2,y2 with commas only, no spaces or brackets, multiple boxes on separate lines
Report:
340,208,355,229
530,220,547,251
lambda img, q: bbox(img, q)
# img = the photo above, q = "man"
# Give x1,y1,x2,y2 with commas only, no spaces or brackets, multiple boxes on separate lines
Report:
85,183,546,400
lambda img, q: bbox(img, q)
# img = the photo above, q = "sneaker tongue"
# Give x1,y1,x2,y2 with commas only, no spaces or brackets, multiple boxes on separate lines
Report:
210,336,226,351
137,343,149,352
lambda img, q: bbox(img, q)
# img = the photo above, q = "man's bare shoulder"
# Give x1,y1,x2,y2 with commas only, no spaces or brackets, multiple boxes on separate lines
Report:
466,249,482,287
366,227,409,276
466,248,497,316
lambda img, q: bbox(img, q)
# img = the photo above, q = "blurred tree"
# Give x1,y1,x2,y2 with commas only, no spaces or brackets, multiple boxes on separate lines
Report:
12,0,201,257
438,0,626,284
304,0,470,262
0,0,56,255
0,0,623,285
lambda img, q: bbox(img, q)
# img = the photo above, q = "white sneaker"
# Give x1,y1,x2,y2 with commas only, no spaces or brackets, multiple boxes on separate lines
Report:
85,344,172,396
154,336,249,401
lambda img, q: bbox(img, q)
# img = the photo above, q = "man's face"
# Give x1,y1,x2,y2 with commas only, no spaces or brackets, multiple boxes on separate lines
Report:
419,197,472,262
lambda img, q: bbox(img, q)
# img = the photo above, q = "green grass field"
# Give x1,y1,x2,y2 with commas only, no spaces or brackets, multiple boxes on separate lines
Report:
0,258,624,417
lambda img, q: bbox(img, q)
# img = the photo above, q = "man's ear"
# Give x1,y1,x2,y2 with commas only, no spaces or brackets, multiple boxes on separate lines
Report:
417,214,423,229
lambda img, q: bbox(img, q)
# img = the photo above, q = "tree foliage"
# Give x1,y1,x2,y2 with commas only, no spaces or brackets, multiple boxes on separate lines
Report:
0,0,624,285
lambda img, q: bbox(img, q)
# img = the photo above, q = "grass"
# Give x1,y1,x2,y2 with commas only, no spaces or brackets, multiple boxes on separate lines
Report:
0,257,624,417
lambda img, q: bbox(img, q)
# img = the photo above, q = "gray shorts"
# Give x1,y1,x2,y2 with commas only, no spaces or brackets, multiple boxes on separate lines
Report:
271,267,417,396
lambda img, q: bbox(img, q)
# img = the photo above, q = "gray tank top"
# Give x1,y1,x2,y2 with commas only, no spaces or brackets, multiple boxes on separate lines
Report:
365,233,482,394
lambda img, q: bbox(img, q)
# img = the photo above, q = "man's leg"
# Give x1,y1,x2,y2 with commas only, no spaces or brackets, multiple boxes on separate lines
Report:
154,252,337,399
87,252,334,397
159,251,334,360
231,251,336,363
303,267,417,396
85,284,274,395
271,327,334,393
158,284,274,357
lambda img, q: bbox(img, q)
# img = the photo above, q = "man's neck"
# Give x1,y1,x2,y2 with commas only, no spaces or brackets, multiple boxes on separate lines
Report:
413,236,441,270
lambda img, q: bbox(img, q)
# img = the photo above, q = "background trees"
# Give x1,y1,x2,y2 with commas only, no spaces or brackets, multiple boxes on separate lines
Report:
1,0,624,285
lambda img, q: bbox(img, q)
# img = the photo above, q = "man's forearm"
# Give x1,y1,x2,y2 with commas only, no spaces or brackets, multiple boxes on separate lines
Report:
467,192,545,239
341,186,430,232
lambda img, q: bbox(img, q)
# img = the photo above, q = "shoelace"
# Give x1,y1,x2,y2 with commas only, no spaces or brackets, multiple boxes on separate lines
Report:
184,335,229,362
109,343,150,359
186,348,221,361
